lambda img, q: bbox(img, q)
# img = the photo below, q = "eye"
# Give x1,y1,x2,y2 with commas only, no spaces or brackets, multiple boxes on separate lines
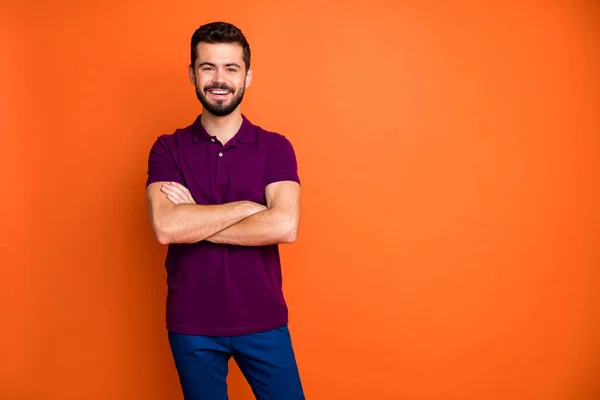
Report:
201,67,214,72
227,68,238,73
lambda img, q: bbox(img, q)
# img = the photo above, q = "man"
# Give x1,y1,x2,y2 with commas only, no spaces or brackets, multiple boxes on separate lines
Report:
145,22,305,400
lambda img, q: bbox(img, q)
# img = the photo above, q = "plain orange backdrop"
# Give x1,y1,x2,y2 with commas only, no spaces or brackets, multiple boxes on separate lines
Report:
1,1,599,399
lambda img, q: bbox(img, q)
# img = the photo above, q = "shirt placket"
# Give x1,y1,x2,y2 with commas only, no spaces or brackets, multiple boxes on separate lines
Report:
214,139,238,188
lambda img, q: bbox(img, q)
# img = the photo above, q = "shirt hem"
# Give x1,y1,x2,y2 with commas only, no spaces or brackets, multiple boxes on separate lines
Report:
166,318,289,336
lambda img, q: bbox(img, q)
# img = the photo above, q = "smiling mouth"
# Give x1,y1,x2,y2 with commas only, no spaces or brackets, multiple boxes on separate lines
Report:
207,89,231,96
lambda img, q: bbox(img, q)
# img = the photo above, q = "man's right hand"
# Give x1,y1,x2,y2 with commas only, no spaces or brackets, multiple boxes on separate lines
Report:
244,201,268,216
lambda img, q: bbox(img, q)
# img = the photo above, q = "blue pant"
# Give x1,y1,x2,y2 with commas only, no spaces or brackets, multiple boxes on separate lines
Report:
168,324,305,400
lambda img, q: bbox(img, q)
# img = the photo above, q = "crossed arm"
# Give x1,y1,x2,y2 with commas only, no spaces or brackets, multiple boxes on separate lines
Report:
146,180,301,246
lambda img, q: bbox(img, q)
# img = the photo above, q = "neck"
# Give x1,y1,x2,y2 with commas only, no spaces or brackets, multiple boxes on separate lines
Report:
200,110,243,144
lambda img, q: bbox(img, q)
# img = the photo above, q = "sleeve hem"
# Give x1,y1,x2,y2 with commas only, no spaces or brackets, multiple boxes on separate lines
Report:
265,176,301,187
146,176,186,187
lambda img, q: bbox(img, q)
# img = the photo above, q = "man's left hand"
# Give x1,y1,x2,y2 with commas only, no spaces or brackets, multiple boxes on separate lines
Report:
161,182,196,205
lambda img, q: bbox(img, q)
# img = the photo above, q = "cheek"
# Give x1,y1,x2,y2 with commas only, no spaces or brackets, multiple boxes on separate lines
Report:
196,73,212,88
198,78,209,89
234,77,247,90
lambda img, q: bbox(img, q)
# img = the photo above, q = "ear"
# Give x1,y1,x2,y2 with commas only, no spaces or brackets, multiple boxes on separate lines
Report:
188,65,196,85
245,67,253,88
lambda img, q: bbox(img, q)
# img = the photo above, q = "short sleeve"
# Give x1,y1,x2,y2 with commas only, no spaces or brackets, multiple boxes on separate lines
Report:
265,136,300,186
146,135,185,187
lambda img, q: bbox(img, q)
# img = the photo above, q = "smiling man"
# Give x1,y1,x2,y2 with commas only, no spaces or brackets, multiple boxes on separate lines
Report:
145,22,305,400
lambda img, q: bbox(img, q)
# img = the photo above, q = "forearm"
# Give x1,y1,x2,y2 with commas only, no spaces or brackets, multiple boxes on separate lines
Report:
205,208,297,246
153,201,258,244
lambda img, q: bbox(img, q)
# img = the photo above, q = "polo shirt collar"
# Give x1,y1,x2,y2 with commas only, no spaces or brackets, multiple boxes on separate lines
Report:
192,114,256,144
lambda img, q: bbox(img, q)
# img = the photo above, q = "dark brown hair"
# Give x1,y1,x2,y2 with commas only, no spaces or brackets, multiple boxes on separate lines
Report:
190,22,251,71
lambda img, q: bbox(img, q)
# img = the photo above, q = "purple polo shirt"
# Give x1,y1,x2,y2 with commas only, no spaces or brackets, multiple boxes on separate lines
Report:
146,114,300,336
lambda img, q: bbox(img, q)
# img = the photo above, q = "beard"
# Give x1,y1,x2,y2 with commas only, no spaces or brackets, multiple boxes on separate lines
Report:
195,81,246,117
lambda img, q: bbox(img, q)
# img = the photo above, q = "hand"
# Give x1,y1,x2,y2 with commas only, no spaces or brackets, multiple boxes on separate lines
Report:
245,201,268,215
161,182,196,205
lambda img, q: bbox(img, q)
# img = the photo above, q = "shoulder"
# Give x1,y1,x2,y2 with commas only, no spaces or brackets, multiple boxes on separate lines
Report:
251,124,300,183
254,124,296,153
153,124,193,146
251,124,299,171
149,123,195,155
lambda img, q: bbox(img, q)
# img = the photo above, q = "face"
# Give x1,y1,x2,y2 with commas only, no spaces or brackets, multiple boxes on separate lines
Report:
189,42,252,117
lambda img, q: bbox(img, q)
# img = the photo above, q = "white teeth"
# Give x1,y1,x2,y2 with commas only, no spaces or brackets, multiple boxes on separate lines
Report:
210,90,229,95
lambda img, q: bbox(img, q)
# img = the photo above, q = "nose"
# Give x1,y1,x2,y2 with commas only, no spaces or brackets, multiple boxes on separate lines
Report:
212,68,226,84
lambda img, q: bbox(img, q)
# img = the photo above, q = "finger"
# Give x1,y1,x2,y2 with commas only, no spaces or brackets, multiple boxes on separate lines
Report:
161,185,180,198
169,181,188,191
163,186,194,204
162,183,195,204
166,194,181,204
164,183,188,198
168,182,195,203
162,186,185,203
170,182,193,199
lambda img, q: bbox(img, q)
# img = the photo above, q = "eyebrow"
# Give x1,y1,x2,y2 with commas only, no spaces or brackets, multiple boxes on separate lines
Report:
198,62,242,69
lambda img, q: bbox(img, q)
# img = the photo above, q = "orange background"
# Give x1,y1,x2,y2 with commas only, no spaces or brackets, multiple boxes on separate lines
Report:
2,1,599,399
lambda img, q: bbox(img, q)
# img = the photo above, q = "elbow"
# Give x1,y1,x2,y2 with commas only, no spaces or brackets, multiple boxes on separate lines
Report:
280,221,299,244
152,219,176,245
282,231,298,244
153,225,172,245
153,219,198,245
156,230,172,245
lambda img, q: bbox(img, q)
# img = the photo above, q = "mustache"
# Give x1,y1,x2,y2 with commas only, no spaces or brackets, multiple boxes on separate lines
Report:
204,83,234,92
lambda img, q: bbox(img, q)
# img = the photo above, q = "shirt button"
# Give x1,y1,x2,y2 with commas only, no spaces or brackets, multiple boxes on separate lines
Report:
218,152,223,157
211,139,215,142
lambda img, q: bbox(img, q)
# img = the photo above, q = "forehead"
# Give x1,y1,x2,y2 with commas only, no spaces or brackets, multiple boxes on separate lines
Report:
195,42,244,65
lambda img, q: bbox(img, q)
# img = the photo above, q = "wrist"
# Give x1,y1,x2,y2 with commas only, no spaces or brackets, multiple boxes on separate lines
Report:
240,200,266,217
